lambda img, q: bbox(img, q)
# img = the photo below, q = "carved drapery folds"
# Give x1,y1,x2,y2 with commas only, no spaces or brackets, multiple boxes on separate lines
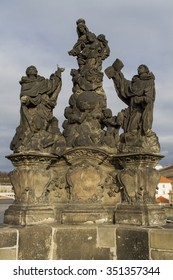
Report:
68,18,110,95
105,59,160,154
10,66,66,155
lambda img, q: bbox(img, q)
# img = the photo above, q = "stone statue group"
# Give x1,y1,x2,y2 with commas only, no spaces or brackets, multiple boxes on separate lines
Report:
4,19,163,220
10,18,160,156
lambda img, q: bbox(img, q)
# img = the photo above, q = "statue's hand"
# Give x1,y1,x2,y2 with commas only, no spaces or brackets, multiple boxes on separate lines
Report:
68,49,77,56
55,66,65,77
60,67,65,72
21,96,29,104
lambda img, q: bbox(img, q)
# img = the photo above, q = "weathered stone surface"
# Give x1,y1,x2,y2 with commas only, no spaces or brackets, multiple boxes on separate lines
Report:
150,229,173,250
164,206,173,220
151,250,173,260
6,153,57,205
54,226,110,260
115,204,166,226
0,224,173,260
115,153,162,204
61,148,121,204
4,153,59,225
18,225,52,260
97,226,116,248
4,203,55,226
116,227,149,260
0,227,17,248
115,204,143,225
0,248,16,260
61,209,114,224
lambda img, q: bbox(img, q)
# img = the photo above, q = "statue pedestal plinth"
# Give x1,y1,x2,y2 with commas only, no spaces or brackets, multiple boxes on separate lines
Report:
4,204,55,225
114,153,164,204
114,153,166,226
54,147,120,224
4,153,58,225
4,149,120,225
4,150,165,226
115,204,166,226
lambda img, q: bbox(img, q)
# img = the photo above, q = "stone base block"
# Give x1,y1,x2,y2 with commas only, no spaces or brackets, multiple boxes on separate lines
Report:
4,203,116,225
164,206,173,222
56,203,116,224
61,210,113,224
4,204,55,225
0,223,173,260
115,204,166,226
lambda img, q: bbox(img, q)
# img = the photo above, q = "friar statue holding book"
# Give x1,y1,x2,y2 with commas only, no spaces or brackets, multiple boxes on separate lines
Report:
105,59,160,153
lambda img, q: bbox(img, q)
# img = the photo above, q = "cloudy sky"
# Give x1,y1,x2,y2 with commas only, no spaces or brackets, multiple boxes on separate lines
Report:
0,0,173,171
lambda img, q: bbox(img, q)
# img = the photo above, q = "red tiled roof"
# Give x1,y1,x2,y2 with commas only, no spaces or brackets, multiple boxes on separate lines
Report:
156,196,169,203
160,176,173,183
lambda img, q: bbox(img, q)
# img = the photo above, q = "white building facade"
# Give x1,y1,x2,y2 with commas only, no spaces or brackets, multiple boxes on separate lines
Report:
156,176,173,200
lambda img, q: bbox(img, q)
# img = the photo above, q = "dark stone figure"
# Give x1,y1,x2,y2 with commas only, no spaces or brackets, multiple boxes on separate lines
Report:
68,18,110,95
63,19,118,150
10,65,66,155
102,108,120,149
105,59,160,153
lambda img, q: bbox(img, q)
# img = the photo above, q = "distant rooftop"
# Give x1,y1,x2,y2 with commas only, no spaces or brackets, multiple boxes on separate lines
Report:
159,165,173,181
160,176,173,183
156,196,169,203
162,164,173,170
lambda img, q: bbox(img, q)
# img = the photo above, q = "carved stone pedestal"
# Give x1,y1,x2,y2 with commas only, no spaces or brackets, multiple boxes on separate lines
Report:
114,153,163,204
4,153,58,225
4,150,164,227
52,147,120,224
114,153,165,226
4,148,121,225
115,204,166,226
